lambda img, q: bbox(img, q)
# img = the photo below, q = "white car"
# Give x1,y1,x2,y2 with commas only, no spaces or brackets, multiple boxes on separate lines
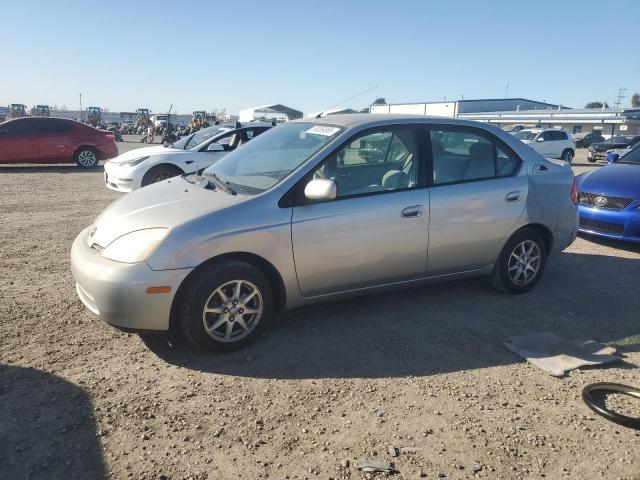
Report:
512,128,575,163
104,122,272,192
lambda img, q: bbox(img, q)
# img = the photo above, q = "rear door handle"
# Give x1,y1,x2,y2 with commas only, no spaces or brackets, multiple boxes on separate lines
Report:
401,205,423,218
532,164,548,173
505,191,521,202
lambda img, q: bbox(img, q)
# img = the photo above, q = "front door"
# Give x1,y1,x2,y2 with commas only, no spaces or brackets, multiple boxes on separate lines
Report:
0,119,38,163
291,125,430,297
427,126,527,275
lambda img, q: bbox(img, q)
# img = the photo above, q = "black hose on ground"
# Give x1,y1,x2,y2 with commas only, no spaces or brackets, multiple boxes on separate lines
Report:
582,382,640,430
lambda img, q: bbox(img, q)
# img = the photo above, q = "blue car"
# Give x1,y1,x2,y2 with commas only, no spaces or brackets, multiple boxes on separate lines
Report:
576,145,640,243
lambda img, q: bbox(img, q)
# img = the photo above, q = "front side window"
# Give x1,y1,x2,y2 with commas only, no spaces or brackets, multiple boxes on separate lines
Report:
33,119,75,133
513,131,537,141
542,131,555,141
430,127,518,184
203,122,343,193
0,119,32,135
310,127,419,198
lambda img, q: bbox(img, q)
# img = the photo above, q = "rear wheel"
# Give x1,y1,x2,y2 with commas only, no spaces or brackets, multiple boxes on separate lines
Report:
141,164,183,187
74,147,99,168
491,228,547,294
561,149,574,163
178,261,274,353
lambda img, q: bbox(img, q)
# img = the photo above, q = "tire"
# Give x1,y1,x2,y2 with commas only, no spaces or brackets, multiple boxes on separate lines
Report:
178,260,274,353
141,164,183,187
490,228,547,294
561,149,574,163
74,146,99,168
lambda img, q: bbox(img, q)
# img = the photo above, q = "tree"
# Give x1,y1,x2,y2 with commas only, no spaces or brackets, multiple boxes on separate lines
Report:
632,93,640,108
371,97,387,106
585,101,609,109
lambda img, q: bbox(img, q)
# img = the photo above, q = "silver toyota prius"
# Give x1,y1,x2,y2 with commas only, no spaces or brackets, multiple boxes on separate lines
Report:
71,115,578,352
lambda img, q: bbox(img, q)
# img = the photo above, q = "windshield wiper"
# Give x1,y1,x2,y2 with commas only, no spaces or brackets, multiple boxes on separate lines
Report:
204,172,237,195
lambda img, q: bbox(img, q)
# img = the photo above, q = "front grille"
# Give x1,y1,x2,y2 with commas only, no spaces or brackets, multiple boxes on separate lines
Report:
578,191,633,211
579,218,625,235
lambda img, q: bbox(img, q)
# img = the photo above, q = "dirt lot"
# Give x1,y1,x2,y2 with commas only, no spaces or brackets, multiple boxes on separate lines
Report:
1,146,639,480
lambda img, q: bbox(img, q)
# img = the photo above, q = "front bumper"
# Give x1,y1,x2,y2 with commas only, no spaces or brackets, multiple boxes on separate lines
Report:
104,161,141,193
71,226,193,331
578,205,640,243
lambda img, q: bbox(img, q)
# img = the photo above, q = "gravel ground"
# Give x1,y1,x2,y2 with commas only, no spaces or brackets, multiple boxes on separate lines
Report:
1,146,639,480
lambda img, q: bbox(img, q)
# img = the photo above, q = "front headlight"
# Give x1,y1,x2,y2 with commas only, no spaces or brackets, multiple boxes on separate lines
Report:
101,228,168,263
121,156,150,167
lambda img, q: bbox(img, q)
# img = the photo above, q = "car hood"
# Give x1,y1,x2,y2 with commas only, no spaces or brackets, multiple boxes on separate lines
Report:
109,145,180,163
591,142,628,151
577,163,640,199
90,176,244,248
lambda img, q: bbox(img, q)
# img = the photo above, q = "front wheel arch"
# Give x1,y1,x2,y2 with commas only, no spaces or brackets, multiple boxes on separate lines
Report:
140,163,184,186
169,252,287,334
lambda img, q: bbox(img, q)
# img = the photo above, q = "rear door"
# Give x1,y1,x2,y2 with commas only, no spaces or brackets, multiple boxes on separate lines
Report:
33,119,78,162
291,124,430,296
0,119,38,163
427,125,526,275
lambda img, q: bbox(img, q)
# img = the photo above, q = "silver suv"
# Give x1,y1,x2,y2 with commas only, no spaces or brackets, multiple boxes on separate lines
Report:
513,128,575,162
71,115,578,352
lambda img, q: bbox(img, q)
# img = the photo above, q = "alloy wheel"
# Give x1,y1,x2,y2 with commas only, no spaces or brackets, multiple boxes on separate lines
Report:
507,240,541,286
78,150,97,167
151,172,174,183
202,280,263,342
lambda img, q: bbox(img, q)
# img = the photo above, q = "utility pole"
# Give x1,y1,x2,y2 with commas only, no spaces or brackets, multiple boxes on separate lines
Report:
614,88,627,108
504,79,510,98
79,93,83,121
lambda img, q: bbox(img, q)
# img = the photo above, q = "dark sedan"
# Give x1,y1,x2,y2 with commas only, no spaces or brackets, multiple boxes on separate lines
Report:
574,131,604,148
588,135,640,163
0,117,118,168
577,145,640,243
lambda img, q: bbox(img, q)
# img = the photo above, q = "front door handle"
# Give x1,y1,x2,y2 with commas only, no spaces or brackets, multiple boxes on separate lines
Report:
401,205,423,218
505,191,521,202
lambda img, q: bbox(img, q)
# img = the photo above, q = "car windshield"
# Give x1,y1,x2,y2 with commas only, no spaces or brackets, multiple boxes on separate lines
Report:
170,125,233,150
619,146,640,165
513,131,538,141
606,136,629,143
202,122,343,194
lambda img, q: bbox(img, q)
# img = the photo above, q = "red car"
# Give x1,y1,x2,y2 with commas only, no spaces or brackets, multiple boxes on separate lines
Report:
0,117,118,168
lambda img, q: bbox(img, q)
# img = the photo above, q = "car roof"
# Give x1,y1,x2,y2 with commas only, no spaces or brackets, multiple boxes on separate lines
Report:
290,113,515,131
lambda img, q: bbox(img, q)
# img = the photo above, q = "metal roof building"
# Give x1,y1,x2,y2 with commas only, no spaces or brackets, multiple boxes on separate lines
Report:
370,98,565,117
459,108,640,137
238,104,303,122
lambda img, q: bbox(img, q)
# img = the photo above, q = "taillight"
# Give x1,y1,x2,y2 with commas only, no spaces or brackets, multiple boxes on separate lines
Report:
571,178,578,204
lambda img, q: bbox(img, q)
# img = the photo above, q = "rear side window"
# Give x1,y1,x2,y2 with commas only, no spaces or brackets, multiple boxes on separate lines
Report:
550,131,567,140
33,119,76,133
430,127,519,185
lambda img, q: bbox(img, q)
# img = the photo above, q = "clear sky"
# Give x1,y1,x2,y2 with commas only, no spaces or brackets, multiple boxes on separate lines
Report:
2,0,639,115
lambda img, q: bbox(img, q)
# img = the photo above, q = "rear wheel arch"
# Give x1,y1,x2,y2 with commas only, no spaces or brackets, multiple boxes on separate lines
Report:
509,224,553,257
169,252,286,333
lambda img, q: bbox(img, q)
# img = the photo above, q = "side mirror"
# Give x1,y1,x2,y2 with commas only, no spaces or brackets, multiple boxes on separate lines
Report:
536,136,545,142
606,152,620,163
206,143,224,152
304,179,337,201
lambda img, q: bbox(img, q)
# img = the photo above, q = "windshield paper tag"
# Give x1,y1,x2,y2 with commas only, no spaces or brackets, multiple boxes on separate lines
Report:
305,125,340,136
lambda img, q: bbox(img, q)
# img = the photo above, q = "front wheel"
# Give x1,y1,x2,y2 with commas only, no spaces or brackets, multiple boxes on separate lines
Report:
491,228,547,294
561,149,574,163
178,261,275,353
140,164,183,187
74,147,99,168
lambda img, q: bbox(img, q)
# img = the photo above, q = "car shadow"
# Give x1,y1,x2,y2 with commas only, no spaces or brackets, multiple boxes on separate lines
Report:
578,233,640,254
0,366,106,479
143,251,640,380
0,164,104,174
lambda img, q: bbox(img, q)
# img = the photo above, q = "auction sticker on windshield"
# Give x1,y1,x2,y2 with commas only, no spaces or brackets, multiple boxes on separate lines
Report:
305,125,341,136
